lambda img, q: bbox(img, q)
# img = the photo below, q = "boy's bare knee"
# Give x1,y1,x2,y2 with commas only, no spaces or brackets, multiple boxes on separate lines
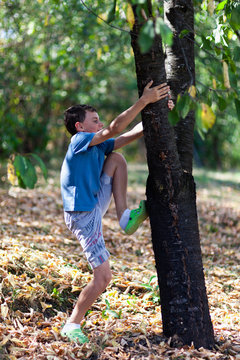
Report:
110,152,127,169
116,152,127,164
103,152,127,177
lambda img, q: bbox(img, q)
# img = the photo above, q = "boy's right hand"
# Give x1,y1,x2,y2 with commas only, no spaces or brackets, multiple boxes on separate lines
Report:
141,80,170,105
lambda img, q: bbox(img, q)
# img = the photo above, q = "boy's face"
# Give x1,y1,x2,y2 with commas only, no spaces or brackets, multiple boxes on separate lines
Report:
75,111,103,133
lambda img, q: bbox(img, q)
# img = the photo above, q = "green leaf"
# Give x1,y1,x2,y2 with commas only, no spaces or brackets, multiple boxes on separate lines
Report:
176,94,191,118
179,29,190,39
230,5,240,30
102,299,122,319
233,46,240,62
201,36,212,51
235,99,240,120
182,99,191,118
13,155,28,189
101,310,108,319
105,299,111,309
138,20,154,53
168,107,180,126
17,176,27,189
105,309,121,318
149,275,157,283
216,0,227,12
107,0,117,24
14,155,26,178
140,284,153,290
30,153,48,180
195,104,202,129
217,96,227,111
155,17,173,46
13,155,37,189
131,0,147,5
214,46,221,56
23,159,37,189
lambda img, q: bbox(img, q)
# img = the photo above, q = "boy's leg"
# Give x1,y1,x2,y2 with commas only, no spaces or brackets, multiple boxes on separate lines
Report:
102,152,128,220
67,260,112,325
103,152,148,235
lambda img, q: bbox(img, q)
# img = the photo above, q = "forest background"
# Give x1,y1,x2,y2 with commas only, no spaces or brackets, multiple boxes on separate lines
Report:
0,0,240,179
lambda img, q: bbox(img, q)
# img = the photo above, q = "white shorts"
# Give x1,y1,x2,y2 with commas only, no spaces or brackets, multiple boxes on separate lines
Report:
64,173,112,269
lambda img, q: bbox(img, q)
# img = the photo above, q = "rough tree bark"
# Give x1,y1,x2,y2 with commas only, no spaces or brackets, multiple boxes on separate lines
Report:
164,0,195,173
130,0,215,349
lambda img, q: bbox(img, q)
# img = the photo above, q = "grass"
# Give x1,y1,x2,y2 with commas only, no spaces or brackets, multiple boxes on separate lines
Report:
127,163,240,207
128,162,240,187
193,167,240,189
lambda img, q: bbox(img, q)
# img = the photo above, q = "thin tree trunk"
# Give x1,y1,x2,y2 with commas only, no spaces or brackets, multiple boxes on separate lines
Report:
130,1,214,349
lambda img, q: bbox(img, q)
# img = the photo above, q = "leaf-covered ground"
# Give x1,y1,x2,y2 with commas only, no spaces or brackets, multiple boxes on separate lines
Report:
0,166,239,360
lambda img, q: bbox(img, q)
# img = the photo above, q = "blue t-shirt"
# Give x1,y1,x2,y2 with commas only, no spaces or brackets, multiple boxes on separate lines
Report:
60,132,115,211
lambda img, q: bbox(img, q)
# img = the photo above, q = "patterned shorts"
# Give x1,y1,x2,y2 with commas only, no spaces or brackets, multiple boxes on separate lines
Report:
64,173,112,269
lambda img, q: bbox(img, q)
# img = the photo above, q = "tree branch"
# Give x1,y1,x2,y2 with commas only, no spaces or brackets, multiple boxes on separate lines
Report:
79,0,130,34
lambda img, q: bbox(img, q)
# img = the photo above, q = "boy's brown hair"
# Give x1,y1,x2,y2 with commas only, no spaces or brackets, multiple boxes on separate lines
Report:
64,104,97,135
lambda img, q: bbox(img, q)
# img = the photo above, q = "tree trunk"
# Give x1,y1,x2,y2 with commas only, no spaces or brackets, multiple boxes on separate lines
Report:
164,0,196,173
130,1,214,349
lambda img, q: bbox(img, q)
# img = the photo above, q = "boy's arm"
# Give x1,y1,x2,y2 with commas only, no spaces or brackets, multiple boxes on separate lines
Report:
89,81,169,147
113,97,175,150
114,122,143,150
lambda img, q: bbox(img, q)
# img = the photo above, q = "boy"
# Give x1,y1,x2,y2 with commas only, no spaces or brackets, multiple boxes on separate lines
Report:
60,80,172,343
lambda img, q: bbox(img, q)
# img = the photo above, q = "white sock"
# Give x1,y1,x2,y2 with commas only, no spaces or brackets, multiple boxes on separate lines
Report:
62,322,80,333
119,209,131,230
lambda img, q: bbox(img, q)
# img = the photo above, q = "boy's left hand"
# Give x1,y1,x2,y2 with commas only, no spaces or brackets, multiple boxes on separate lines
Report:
141,80,170,105
168,98,174,111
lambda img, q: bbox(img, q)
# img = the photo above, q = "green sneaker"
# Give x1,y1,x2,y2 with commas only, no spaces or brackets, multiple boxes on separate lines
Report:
124,200,148,235
61,328,89,344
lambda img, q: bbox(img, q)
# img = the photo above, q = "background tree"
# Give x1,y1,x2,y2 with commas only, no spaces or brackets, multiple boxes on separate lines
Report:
0,0,135,186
